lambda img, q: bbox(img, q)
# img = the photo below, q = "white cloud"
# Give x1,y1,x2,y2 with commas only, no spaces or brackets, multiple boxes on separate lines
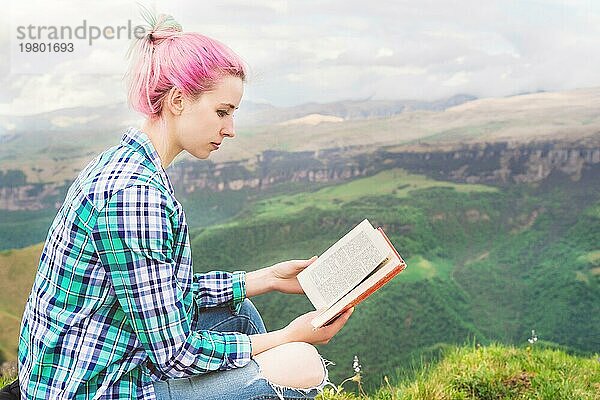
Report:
377,48,394,58
0,72,126,115
2,0,600,114
443,71,470,87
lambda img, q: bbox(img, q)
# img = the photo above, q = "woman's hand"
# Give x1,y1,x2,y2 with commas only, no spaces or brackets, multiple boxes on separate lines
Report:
282,308,354,345
246,256,317,297
249,307,354,356
269,256,317,294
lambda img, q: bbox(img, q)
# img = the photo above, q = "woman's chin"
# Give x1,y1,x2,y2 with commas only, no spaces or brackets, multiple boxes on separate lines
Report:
188,149,210,160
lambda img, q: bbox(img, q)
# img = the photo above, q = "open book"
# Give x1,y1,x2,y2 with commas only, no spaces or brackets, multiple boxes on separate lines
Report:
297,219,406,328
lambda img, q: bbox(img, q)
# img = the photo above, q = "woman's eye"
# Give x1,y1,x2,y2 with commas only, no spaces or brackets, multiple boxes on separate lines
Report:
217,110,229,118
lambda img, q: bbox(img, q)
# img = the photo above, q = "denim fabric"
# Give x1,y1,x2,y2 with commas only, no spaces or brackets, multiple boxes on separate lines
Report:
152,299,326,400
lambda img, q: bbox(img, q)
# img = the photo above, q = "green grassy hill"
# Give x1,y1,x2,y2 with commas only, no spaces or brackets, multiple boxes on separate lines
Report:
0,243,42,362
2,343,598,398
189,169,600,386
0,208,58,251
317,343,600,399
0,168,598,390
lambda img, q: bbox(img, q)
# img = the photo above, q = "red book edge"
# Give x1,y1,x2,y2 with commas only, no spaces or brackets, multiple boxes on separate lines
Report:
318,227,407,327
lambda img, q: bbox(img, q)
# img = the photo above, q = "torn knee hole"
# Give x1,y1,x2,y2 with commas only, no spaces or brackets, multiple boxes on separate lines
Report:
256,355,333,400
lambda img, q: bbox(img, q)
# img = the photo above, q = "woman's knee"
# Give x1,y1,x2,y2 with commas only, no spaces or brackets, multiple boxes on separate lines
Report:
254,342,326,389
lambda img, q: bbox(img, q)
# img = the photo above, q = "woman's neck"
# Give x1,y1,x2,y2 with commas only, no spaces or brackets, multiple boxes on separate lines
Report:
141,118,182,169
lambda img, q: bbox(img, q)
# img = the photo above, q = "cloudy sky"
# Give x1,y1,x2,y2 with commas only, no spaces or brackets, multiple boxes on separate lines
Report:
1,0,600,116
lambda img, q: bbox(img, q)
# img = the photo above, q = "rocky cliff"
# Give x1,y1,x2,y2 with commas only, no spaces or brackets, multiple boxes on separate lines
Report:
1,141,598,211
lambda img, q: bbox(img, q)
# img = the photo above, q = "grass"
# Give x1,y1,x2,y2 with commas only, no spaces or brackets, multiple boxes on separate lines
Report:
189,178,599,386
317,343,600,399
584,202,600,218
577,251,600,267
0,375,14,388
0,243,42,361
397,256,454,282
0,208,57,251
415,121,512,143
3,343,598,398
249,169,496,220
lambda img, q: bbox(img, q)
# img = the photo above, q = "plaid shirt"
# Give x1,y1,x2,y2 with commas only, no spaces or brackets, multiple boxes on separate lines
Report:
18,127,252,399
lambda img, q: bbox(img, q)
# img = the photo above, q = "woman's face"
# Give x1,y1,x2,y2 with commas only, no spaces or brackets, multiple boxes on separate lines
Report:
174,75,244,159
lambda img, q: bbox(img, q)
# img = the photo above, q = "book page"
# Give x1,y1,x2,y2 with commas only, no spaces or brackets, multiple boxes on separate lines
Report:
298,219,390,309
311,244,405,328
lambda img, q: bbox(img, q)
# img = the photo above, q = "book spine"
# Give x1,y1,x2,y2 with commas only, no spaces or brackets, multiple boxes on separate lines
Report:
315,263,404,328
347,261,403,309
377,227,406,267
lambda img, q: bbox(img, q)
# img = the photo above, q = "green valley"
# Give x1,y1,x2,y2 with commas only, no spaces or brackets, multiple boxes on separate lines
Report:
1,164,598,392
187,168,599,388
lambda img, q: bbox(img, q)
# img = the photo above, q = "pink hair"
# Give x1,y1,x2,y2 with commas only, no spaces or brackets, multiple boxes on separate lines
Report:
124,10,247,119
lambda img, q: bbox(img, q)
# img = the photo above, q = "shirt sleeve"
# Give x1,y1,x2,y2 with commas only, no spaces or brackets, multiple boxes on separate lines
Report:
191,270,247,313
90,185,252,378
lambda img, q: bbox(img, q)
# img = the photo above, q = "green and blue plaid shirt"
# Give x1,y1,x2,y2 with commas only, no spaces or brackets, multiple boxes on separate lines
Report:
18,127,252,399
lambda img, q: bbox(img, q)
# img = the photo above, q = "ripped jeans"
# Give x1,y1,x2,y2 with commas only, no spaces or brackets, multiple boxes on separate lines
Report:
152,299,330,400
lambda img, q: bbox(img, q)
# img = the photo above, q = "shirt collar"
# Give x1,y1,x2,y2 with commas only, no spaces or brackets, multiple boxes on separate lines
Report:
120,126,175,195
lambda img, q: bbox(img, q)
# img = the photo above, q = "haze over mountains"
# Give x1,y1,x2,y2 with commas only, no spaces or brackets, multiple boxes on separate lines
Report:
0,93,470,181
0,93,476,135
1,87,599,185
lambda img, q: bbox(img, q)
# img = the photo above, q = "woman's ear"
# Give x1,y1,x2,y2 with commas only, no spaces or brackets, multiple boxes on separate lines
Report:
164,87,184,116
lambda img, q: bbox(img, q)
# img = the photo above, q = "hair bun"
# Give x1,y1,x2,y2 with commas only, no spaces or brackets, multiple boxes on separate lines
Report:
138,5,182,43
149,13,182,34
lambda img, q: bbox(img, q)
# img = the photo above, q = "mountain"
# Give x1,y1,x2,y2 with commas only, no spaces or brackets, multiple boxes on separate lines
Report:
278,113,344,126
2,139,597,250
0,88,598,387
233,94,477,126
209,87,600,164
0,93,476,138
3,88,600,182
0,94,476,183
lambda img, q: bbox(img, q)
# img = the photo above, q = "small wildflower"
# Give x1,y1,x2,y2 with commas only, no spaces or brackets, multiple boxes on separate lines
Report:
527,330,538,345
338,355,366,396
353,355,362,374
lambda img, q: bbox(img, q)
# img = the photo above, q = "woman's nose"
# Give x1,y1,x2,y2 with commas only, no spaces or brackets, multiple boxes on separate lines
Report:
221,121,236,138
221,127,235,138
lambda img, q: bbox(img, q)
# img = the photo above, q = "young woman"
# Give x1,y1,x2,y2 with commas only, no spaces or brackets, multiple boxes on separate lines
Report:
14,12,353,400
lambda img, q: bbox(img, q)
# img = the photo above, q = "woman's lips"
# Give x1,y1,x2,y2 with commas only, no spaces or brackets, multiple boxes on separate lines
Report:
210,142,220,150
